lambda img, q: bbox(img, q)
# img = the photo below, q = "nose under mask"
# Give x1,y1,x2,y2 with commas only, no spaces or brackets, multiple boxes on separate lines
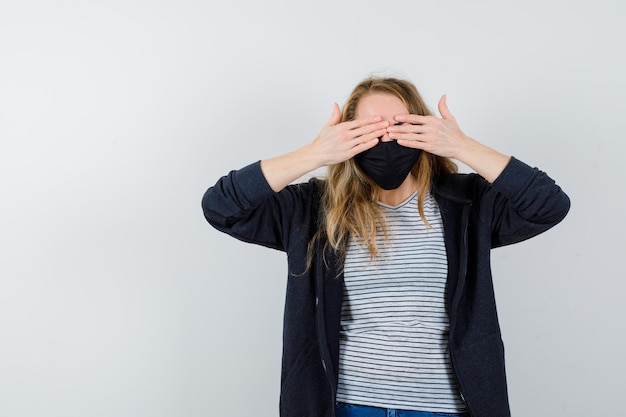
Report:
354,140,422,190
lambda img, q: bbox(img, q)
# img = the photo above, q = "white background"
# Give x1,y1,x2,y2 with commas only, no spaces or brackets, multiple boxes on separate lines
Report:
1,1,624,416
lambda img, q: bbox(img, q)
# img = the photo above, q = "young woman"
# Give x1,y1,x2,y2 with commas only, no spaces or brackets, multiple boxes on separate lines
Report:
202,77,570,417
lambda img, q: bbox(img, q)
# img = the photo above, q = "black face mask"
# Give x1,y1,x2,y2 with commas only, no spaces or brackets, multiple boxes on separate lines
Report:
354,140,422,190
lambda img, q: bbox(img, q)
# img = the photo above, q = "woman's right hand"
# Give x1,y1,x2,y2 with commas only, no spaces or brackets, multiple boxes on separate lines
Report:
260,104,388,192
307,103,389,167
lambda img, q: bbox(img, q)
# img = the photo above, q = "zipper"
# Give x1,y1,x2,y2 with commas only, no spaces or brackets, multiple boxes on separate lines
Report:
448,201,474,417
320,357,335,417
316,312,337,417
315,251,338,417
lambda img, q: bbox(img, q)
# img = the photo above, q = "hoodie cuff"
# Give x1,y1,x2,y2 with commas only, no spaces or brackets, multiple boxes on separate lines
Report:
490,156,538,200
232,160,277,206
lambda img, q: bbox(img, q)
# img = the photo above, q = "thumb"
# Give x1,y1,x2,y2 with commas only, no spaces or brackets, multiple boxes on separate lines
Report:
438,95,456,120
325,103,342,126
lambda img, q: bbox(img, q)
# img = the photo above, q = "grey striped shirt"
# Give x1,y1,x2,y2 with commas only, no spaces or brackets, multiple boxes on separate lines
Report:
336,192,466,413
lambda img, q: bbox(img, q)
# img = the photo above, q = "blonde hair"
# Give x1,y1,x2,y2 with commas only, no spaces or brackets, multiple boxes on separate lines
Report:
316,77,458,264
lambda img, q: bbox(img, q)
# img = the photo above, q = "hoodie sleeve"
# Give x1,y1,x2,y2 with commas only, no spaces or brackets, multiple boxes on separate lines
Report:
485,157,571,248
201,161,316,252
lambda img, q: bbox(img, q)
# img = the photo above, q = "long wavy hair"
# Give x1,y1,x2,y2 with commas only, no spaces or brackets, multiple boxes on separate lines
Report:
313,77,458,265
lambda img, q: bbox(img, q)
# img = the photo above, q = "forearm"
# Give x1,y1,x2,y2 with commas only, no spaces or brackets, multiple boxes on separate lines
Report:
260,144,324,192
456,136,511,183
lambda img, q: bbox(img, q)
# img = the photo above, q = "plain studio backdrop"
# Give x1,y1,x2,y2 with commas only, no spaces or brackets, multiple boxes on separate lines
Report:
1,1,624,416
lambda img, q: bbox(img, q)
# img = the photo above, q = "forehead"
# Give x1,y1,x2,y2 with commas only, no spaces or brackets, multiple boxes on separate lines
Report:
355,92,408,118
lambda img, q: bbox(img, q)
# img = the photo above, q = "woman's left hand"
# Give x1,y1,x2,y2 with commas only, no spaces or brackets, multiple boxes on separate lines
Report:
388,95,511,183
386,95,469,159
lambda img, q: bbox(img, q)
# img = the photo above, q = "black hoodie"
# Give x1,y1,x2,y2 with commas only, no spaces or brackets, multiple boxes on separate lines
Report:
202,157,570,417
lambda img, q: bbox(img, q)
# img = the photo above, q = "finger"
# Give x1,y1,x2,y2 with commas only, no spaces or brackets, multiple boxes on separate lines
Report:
387,123,429,134
344,115,383,131
387,131,422,141
438,95,456,120
325,103,342,126
351,120,389,137
350,123,387,146
396,139,426,150
348,137,379,156
349,127,387,146
393,114,431,125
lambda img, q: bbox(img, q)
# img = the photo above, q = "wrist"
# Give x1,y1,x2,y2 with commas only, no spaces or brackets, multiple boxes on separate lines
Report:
454,135,480,162
455,137,510,183
296,142,326,172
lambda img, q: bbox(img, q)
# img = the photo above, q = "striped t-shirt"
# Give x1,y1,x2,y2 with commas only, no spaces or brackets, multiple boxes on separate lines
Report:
336,192,466,413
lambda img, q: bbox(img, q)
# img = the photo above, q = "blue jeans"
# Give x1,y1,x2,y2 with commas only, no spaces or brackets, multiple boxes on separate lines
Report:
335,402,469,417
